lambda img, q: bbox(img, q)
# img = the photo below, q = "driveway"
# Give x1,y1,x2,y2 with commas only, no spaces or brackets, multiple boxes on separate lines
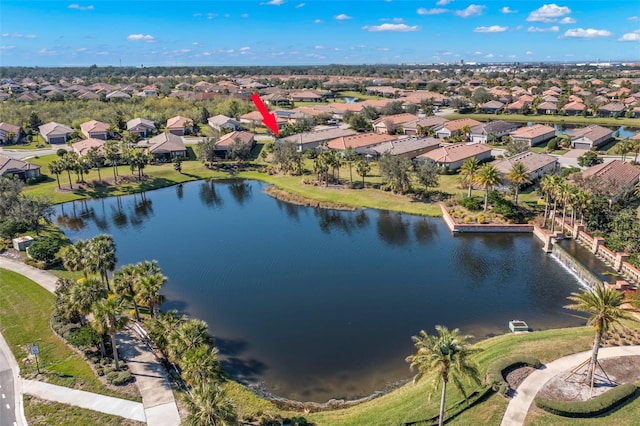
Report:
0,146,68,160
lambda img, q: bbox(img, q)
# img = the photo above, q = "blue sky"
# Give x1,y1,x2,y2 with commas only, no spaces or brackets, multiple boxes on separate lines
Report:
1,1,639,66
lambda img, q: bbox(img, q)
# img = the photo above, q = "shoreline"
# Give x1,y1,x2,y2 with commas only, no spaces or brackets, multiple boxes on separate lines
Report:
263,185,358,211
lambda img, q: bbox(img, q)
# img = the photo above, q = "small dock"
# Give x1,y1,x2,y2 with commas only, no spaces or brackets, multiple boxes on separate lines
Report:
509,320,530,333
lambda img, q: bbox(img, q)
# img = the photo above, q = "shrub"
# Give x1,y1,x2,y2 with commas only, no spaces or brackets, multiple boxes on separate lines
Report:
67,325,101,350
485,355,541,396
535,383,638,417
106,370,132,386
0,220,28,240
27,237,62,262
459,196,483,211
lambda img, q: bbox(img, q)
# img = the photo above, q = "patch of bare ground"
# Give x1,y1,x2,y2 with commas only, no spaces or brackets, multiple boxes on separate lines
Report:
538,355,640,402
505,366,537,391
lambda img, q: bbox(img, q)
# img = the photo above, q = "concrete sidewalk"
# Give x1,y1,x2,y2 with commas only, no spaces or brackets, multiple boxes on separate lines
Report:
0,257,59,293
23,380,146,422
501,345,640,426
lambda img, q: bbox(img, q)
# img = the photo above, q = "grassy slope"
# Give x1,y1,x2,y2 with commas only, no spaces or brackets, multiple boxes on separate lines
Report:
0,268,139,401
24,396,145,426
443,113,640,128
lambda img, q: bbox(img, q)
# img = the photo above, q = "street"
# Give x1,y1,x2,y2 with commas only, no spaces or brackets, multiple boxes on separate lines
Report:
0,354,17,426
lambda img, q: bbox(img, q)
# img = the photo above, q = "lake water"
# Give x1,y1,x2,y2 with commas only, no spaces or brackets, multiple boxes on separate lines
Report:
54,179,584,402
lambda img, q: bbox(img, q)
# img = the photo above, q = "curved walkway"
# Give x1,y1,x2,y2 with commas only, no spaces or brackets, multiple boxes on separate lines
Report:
0,257,181,425
501,345,640,426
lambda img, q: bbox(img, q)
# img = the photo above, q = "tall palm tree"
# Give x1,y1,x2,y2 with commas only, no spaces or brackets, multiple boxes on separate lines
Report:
564,283,638,388
70,277,107,324
92,296,129,371
167,318,214,365
557,180,573,233
104,140,120,183
505,162,531,204
180,345,221,386
48,160,62,190
540,174,555,227
474,163,501,212
61,240,92,279
89,234,117,291
342,146,357,184
459,157,480,197
147,310,186,355
134,272,166,318
113,264,142,322
406,326,483,426
181,383,237,426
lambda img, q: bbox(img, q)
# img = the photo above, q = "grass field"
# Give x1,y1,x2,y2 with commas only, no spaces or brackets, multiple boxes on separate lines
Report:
0,268,140,401
444,113,640,128
24,396,145,426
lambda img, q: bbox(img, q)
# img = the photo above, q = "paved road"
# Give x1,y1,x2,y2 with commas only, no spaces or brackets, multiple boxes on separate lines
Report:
0,324,24,426
501,345,640,426
0,145,69,160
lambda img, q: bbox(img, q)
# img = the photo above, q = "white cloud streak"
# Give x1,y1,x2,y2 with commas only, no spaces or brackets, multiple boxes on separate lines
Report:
527,4,571,23
474,25,508,33
68,4,94,10
417,7,447,15
563,28,612,38
127,34,155,42
455,5,485,18
362,23,421,32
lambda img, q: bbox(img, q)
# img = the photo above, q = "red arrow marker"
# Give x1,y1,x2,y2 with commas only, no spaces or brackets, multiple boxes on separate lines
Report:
250,93,280,137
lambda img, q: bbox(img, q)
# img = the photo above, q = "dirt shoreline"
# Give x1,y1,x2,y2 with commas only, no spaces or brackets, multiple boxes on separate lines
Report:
263,185,358,212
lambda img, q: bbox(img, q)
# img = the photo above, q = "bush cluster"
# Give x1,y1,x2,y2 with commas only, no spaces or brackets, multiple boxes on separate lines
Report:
27,236,62,262
459,196,483,211
485,355,541,396
106,370,133,386
535,383,638,417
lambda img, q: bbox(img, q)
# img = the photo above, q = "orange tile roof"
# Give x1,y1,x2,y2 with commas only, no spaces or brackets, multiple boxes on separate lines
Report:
327,133,396,150
418,143,491,164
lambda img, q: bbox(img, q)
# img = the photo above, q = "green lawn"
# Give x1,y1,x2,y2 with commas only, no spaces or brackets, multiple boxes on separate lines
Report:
0,268,140,401
336,91,386,101
24,396,145,426
1,135,52,151
444,113,640,128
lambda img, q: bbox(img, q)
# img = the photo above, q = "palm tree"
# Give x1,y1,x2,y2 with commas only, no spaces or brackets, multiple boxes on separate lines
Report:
69,277,107,324
540,174,555,227
180,345,221,386
89,235,117,291
104,140,120,183
459,157,480,198
474,163,501,212
113,264,142,322
342,146,357,184
61,240,92,279
48,160,62,189
564,283,638,389
557,180,572,233
505,162,531,204
181,383,237,426
147,310,186,355
355,158,371,188
134,272,166,318
92,296,129,371
406,326,483,426
167,318,214,365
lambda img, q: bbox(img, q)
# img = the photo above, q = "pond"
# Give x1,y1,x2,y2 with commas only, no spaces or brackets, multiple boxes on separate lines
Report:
54,179,584,402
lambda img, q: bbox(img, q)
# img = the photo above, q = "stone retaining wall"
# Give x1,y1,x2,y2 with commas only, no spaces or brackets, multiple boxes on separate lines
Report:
439,203,533,233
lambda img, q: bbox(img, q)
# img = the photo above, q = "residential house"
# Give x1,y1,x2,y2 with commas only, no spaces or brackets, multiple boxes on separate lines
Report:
147,132,187,161
469,121,521,144
214,131,256,158
77,91,100,101
536,102,558,115
39,122,74,144
434,118,482,139
576,160,640,202
239,111,287,129
563,101,587,116
279,128,356,152
372,113,419,135
326,133,397,152
0,154,41,181
166,116,194,136
72,138,105,156
105,90,131,100
506,99,530,114
402,116,449,136
367,137,440,159
263,93,293,107
289,90,325,103
598,102,626,117
0,122,21,144
79,120,111,140
208,114,241,132
509,124,556,147
569,125,613,150
417,143,492,171
126,118,155,139
492,151,558,181
479,100,505,114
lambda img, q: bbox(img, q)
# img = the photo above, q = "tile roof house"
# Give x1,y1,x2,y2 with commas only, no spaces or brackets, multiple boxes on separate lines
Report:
214,131,256,158
598,102,626,117
434,118,482,139
105,90,131,100
0,154,41,180
289,90,325,102
536,101,558,115
207,114,240,132
279,128,356,152
326,132,397,151
127,118,156,138
469,121,521,144
509,124,556,147
367,137,440,159
563,101,587,116
479,100,505,114
0,122,21,144
72,138,105,156
577,160,640,201
372,113,419,135
79,120,111,140
401,116,449,136
39,122,74,144
147,132,187,160
569,125,613,150
166,116,194,136
492,151,558,181
417,143,492,170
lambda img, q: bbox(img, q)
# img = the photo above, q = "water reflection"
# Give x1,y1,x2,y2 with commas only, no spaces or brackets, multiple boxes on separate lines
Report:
413,219,438,245
176,184,184,200
228,181,252,205
314,208,369,234
376,211,410,246
199,180,224,208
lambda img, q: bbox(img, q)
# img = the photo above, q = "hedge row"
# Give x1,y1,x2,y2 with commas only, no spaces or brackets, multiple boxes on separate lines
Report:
485,355,542,396
535,383,638,417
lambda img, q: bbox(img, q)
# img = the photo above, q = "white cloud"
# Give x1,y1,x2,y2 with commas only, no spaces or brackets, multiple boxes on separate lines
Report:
362,23,421,32
127,34,155,42
619,30,640,41
335,14,352,20
474,25,508,33
455,5,485,18
563,28,612,38
314,19,323,24
95,51,109,56
628,16,639,22
314,45,325,49
0,45,15,50
76,47,88,52
1,33,36,39
525,50,533,55
261,0,284,5
68,4,94,10
436,0,452,5
501,6,517,14
417,7,447,15
239,46,251,51
39,48,59,56
295,3,305,8
241,13,249,18
485,53,494,58
559,17,575,24
527,4,571,23
527,26,559,32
